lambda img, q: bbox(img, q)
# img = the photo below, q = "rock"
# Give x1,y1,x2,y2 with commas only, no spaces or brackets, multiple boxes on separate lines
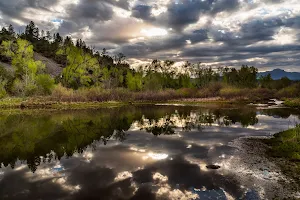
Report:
206,165,221,170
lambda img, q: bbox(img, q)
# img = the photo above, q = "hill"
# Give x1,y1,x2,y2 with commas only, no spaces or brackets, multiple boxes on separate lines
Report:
0,53,63,77
258,69,300,80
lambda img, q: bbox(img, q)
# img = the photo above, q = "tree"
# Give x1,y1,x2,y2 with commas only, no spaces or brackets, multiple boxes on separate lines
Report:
114,53,126,65
126,71,143,91
64,36,73,47
259,74,273,89
57,45,99,89
1,39,53,96
46,31,51,41
25,21,39,42
0,26,15,44
8,24,15,37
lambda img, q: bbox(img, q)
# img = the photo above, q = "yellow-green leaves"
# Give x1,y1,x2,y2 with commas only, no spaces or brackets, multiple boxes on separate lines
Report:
0,39,53,96
60,45,99,89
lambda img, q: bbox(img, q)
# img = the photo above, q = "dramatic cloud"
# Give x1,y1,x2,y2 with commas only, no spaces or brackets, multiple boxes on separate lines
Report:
0,0,300,71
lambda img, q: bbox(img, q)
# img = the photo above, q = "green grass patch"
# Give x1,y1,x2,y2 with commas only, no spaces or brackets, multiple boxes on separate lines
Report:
267,125,300,160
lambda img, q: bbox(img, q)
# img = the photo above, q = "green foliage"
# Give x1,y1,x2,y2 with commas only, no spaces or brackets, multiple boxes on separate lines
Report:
267,125,300,161
143,72,164,91
36,74,55,95
178,74,192,88
276,83,300,98
1,39,54,96
222,65,257,88
0,25,15,44
58,45,99,89
0,79,7,99
259,74,273,89
220,86,247,99
0,65,14,94
284,98,300,108
194,66,220,88
126,71,143,91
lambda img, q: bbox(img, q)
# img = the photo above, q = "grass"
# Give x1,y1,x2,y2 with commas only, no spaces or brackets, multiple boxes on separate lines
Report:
0,83,298,109
267,125,300,160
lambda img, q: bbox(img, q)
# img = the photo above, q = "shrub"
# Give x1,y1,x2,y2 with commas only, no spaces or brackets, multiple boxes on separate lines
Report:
276,83,300,98
51,84,74,101
220,87,247,99
197,82,223,98
0,80,7,99
11,79,26,96
284,98,300,108
176,88,195,98
24,83,38,96
247,88,275,101
36,74,55,95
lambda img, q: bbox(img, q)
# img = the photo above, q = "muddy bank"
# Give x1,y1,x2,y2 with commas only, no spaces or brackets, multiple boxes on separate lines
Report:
228,137,300,199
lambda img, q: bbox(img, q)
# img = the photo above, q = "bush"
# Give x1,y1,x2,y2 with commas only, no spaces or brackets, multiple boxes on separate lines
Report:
220,87,247,99
196,82,223,98
276,83,300,98
247,88,275,101
51,84,75,101
12,79,26,96
175,88,195,98
0,65,13,94
284,98,300,108
24,83,38,96
36,74,55,95
0,80,7,99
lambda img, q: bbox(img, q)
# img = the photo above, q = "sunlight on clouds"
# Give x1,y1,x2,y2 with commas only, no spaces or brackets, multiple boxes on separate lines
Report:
143,152,169,160
151,6,168,16
82,151,93,163
273,27,297,45
114,171,133,181
141,28,168,37
153,172,168,183
113,7,131,18
186,40,192,45
10,18,25,26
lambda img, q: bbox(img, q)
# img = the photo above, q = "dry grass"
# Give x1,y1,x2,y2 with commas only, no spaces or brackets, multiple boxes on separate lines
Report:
50,84,278,103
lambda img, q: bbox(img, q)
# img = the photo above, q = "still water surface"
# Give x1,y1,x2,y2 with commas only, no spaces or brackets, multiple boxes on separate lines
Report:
0,105,299,200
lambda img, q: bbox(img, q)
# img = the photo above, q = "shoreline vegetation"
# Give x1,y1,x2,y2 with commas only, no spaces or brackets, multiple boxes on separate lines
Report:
0,86,299,109
0,21,299,110
233,125,300,199
265,125,300,181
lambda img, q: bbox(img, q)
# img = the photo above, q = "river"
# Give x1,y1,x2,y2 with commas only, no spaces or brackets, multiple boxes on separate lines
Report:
0,104,299,199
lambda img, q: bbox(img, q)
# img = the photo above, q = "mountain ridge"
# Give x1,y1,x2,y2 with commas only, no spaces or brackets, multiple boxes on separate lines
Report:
258,69,300,80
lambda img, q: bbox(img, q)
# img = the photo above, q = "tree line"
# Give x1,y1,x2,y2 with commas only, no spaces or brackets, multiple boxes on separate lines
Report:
0,21,298,98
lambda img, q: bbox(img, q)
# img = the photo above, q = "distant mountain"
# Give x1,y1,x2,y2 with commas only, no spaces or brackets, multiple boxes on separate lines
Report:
258,69,300,80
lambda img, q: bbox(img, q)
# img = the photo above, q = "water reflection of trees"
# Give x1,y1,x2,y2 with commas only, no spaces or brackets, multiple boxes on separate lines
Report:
0,107,142,172
258,108,300,119
0,106,259,172
136,108,259,135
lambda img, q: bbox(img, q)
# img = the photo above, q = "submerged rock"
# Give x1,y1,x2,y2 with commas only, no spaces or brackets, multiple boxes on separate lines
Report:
206,165,221,169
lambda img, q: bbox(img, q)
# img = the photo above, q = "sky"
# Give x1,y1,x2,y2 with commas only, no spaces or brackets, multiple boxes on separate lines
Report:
0,0,300,72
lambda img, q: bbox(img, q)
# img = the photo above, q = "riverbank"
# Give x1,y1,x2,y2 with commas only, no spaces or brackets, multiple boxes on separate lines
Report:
0,96,299,110
0,96,243,110
284,98,300,108
230,126,300,199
